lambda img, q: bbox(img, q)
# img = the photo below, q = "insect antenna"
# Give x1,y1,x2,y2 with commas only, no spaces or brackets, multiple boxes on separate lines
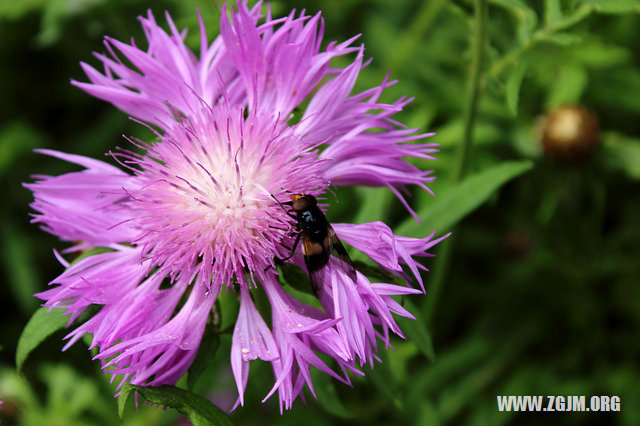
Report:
270,193,296,219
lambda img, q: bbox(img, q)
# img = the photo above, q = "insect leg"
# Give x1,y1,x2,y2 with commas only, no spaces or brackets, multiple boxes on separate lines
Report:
277,232,302,263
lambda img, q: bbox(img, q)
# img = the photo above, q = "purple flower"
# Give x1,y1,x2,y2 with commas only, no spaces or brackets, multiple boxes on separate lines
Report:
26,1,447,412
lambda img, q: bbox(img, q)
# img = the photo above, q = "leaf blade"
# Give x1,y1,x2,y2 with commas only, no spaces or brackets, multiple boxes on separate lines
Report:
506,63,527,116
397,300,436,362
131,385,234,426
117,384,133,419
397,161,533,236
16,307,69,372
310,368,353,419
544,0,563,24
367,350,403,409
187,324,220,391
579,0,640,14
1,225,40,314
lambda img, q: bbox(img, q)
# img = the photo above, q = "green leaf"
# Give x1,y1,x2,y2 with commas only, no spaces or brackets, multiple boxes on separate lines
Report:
547,64,588,107
396,161,533,236
438,356,507,422
39,364,113,423
407,336,492,409
435,119,503,147
397,300,436,362
1,225,40,314
117,385,132,419
419,398,441,426
277,264,325,308
505,63,527,116
37,0,106,47
488,0,538,38
278,263,313,295
602,133,640,180
187,324,220,391
131,385,234,426
352,187,393,224
0,122,42,175
310,368,353,419
367,350,403,409
569,42,631,68
352,260,404,286
16,307,69,372
0,0,46,20
535,32,583,46
549,4,593,29
386,0,448,71
544,0,563,24
579,0,640,14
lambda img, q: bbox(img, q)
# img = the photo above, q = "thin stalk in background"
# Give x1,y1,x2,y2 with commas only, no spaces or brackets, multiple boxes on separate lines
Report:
425,0,487,324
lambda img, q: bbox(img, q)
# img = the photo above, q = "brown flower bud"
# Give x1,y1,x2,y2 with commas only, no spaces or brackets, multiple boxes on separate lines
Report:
540,106,599,162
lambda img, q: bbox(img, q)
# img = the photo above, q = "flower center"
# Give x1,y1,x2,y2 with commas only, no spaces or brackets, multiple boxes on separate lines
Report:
128,108,325,290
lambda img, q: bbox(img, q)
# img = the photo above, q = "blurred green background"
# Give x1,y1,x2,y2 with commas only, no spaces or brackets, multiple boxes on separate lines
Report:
1,0,640,425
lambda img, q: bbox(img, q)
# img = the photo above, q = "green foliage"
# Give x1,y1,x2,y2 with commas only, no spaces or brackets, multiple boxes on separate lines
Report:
16,307,69,373
0,366,178,425
277,262,314,294
118,384,133,419
602,133,640,180
1,225,40,314
546,63,588,107
0,122,42,174
397,161,533,235
396,299,436,362
580,0,640,14
187,322,221,391
310,368,354,419
131,385,234,426
367,350,403,409
0,0,47,20
0,365,111,426
505,62,526,115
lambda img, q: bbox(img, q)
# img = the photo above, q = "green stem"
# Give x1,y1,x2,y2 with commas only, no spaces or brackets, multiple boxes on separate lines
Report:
425,0,487,324
455,0,486,181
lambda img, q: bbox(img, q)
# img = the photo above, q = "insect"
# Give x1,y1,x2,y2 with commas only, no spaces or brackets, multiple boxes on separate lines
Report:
273,193,357,298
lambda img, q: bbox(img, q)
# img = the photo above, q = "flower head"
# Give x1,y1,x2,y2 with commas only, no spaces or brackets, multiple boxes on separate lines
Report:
27,1,446,411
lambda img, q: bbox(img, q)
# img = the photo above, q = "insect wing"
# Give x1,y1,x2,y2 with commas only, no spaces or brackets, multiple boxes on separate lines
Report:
327,225,358,283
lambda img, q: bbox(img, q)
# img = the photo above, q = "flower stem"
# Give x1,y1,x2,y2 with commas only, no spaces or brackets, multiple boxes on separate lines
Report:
425,0,487,324
455,0,486,182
